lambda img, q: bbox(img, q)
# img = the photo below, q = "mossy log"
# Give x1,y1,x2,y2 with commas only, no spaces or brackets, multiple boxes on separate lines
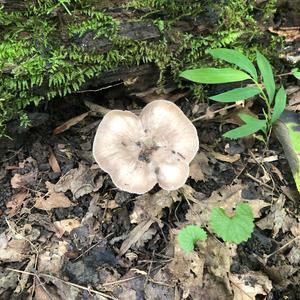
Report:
0,0,277,136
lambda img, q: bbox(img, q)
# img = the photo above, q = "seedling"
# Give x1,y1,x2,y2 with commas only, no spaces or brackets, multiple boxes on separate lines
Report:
92,100,199,194
180,48,287,141
178,203,254,252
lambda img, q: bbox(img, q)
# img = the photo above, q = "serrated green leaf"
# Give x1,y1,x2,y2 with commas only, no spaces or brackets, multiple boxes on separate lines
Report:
180,68,251,84
209,203,254,244
178,225,207,252
223,114,267,139
256,50,276,103
207,48,258,81
209,86,261,103
292,71,300,80
271,86,286,123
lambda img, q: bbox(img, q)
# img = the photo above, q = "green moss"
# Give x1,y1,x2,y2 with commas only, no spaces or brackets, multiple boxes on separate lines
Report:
0,0,280,136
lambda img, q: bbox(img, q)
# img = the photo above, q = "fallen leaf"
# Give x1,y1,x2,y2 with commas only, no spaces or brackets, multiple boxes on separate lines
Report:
53,112,89,135
256,194,295,237
111,193,161,252
229,271,272,300
119,219,153,256
54,163,103,199
0,270,19,296
200,237,236,293
54,218,81,237
38,241,68,275
34,284,62,300
34,181,74,211
183,184,269,228
130,190,180,224
0,234,29,262
288,89,300,111
167,241,205,297
268,26,300,43
48,148,61,173
287,246,300,265
14,255,35,293
11,171,38,188
189,152,212,182
211,151,240,163
6,192,29,217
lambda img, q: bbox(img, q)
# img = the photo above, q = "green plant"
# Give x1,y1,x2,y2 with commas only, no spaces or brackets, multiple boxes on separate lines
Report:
178,203,254,252
209,203,254,244
0,1,278,137
291,68,300,80
178,225,207,252
180,48,287,140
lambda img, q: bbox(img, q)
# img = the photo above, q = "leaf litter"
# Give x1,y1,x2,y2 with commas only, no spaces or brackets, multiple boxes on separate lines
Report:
1,86,300,299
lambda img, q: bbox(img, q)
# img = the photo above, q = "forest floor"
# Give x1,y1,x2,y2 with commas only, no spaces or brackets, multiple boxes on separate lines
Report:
0,80,300,300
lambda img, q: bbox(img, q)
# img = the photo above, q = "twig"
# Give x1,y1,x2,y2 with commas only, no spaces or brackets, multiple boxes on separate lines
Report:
77,82,124,93
0,147,23,163
84,100,111,115
144,250,155,287
265,235,300,260
245,173,273,191
7,268,118,300
191,103,238,123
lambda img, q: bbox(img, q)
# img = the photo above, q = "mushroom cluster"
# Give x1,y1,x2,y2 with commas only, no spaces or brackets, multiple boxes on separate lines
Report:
93,100,199,194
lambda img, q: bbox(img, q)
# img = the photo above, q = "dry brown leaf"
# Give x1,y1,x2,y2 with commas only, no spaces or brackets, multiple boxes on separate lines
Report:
34,181,74,211
54,218,81,237
287,246,300,265
135,227,157,248
48,149,61,173
256,194,295,237
268,26,300,43
211,151,240,163
189,152,212,182
130,190,180,224
120,191,179,255
200,237,236,293
230,271,272,300
53,111,89,135
54,163,103,199
14,255,35,293
167,242,205,298
11,171,37,188
183,184,269,227
0,234,29,262
6,192,29,217
120,219,153,256
38,241,68,275
34,284,62,300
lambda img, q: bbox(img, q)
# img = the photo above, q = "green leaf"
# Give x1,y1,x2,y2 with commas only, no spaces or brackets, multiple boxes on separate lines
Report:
180,68,251,84
178,225,207,252
271,86,286,123
207,48,258,81
273,111,300,192
209,203,254,244
223,114,267,139
256,50,276,103
292,71,300,80
209,86,261,103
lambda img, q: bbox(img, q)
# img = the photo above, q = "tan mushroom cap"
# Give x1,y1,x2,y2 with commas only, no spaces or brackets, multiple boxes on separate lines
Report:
93,100,199,194
92,110,157,194
140,100,199,162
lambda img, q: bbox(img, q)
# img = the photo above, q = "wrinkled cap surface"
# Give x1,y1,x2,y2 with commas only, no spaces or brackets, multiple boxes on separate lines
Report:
93,100,199,194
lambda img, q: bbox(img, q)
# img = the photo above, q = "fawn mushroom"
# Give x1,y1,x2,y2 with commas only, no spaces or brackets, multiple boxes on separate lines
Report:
93,100,199,194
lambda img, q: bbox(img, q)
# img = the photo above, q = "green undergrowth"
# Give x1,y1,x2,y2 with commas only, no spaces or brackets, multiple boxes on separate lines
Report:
0,0,278,136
